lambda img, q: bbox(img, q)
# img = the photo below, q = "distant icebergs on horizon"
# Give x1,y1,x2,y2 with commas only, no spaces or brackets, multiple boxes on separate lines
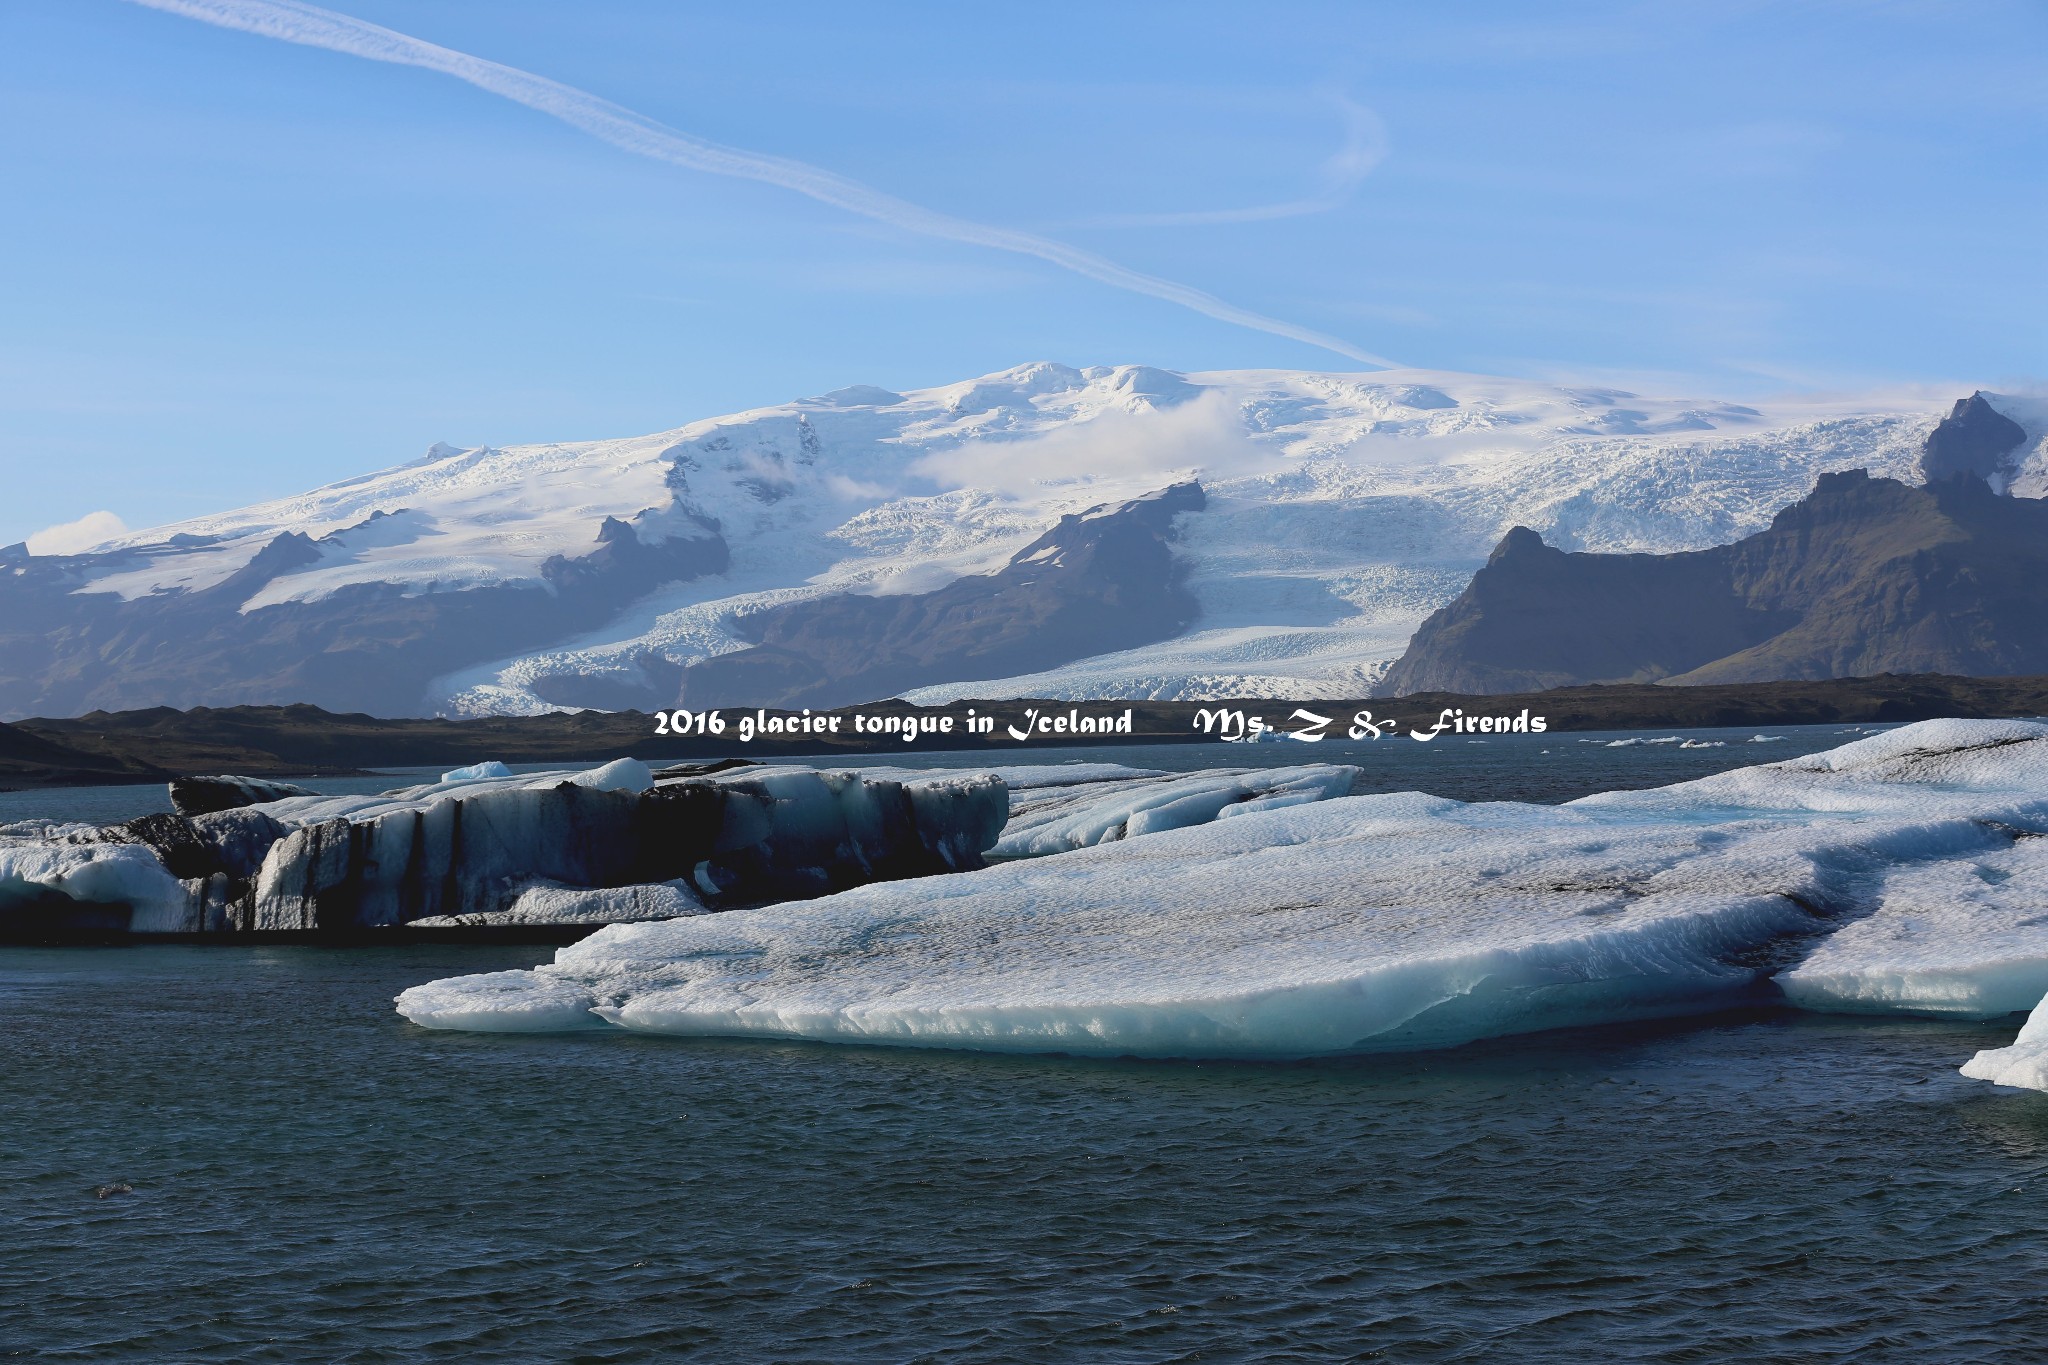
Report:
397,720,2048,1088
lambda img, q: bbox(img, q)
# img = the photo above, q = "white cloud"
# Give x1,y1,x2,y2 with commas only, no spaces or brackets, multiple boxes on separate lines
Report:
25,510,129,556
913,390,1273,497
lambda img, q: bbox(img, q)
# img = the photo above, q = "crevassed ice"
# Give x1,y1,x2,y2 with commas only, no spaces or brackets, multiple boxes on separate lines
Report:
397,720,2048,1061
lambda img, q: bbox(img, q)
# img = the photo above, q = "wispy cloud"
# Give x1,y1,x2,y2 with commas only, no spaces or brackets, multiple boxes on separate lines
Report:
122,0,1395,368
1080,95,1390,229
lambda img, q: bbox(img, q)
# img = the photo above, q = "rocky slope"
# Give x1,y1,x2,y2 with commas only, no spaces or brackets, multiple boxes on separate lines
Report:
668,483,1205,710
1381,468,2048,695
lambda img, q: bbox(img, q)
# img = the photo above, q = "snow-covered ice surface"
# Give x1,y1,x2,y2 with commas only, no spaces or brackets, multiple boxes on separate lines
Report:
408,879,710,930
68,363,1989,710
397,720,2048,1060
1776,839,2048,1018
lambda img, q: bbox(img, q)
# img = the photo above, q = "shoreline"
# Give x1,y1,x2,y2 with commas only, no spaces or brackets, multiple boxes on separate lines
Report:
4,671,2046,791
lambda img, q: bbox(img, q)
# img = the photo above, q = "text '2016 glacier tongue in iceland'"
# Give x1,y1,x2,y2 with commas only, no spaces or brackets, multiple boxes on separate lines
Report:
652,706,1545,744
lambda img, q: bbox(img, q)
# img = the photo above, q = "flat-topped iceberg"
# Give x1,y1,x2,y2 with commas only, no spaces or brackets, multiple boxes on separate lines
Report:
396,720,2048,1060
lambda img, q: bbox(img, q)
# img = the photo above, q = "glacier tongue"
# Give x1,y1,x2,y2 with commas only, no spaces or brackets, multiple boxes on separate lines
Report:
395,720,2048,1058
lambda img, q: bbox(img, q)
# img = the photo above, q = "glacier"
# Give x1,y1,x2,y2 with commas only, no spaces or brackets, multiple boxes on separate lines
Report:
58,363,2018,714
396,721,2048,1068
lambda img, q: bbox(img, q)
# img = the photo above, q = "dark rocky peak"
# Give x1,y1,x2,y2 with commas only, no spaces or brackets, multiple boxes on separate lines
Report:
1920,392,2027,490
1382,471,2048,697
1030,480,1204,545
1488,525,1549,563
1002,481,1204,580
208,531,324,598
541,514,729,594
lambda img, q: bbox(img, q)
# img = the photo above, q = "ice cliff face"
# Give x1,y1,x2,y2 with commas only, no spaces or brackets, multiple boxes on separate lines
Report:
2,363,1995,718
0,761,1007,937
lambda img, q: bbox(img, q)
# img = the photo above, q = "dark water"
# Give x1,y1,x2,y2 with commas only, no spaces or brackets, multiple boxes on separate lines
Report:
4,946,2046,1362
0,720,1893,828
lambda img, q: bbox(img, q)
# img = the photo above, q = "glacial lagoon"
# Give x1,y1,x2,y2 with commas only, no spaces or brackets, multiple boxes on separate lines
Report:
7,723,2048,1360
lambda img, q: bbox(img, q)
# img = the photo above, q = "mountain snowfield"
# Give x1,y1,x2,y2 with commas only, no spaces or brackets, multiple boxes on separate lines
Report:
72,364,2041,715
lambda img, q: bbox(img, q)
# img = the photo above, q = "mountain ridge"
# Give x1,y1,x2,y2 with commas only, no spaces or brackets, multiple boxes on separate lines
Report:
4,363,2031,719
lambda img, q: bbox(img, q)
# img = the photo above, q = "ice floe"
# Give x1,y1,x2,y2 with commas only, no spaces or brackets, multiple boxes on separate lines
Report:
397,719,2048,1062
1777,838,2048,1018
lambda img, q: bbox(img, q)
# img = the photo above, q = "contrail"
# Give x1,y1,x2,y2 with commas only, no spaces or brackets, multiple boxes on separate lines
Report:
121,0,1394,368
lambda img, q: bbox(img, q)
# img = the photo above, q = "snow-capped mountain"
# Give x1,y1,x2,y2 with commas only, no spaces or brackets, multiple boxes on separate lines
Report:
5,363,2033,719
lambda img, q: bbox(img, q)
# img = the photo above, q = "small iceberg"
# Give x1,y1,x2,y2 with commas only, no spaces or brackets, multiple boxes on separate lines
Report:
440,760,514,783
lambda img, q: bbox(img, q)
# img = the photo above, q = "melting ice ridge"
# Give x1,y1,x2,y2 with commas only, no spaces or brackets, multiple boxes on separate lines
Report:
399,720,2048,1079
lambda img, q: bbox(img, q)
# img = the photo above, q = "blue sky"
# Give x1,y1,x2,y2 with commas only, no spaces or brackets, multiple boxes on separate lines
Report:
1,0,2043,546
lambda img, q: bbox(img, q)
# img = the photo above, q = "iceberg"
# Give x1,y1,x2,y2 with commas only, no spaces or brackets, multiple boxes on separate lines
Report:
1776,837,2048,1018
440,760,514,783
0,762,1005,937
989,764,1362,857
1962,992,2048,1091
396,720,2048,1060
167,775,316,817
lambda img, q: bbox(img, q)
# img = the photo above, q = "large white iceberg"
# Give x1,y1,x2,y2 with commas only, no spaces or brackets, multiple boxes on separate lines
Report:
398,720,2048,1058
